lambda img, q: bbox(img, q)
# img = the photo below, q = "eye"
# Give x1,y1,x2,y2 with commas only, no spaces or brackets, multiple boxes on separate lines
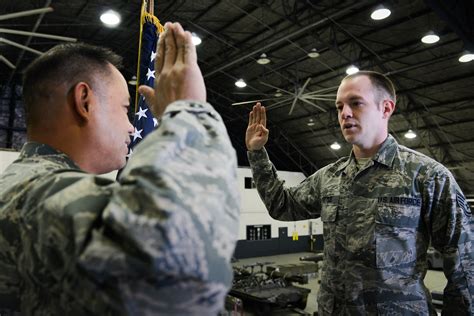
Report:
351,101,362,107
336,105,343,112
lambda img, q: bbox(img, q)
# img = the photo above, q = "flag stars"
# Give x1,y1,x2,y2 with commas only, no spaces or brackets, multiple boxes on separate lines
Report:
132,127,143,141
126,148,133,158
146,68,155,80
153,118,159,127
150,51,157,62
135,107,148,120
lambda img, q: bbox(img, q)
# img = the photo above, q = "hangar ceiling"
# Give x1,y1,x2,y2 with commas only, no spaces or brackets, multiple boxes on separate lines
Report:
0,0,473,196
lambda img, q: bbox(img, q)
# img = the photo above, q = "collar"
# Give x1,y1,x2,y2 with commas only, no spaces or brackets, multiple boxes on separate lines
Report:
372,134,398,168
19,142,81,170
335,134,399,174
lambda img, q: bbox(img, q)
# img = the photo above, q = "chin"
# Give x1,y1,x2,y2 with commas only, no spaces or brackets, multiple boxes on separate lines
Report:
342,135,356,144
97,160,125,175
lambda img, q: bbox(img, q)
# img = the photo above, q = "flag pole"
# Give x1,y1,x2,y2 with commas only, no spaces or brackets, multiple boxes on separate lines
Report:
134,0,164,112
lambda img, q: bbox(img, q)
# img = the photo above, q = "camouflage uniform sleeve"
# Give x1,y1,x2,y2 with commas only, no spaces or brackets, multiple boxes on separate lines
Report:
29,101,240,314
247,147,320,221
423,167,474,314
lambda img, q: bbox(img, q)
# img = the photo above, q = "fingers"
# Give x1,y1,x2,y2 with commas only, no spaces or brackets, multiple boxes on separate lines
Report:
157,22,196,72
261,104,267,127
162,22,177,72
254,102,261,125
173,22,193,64
250,102,267,126
183,31,196,64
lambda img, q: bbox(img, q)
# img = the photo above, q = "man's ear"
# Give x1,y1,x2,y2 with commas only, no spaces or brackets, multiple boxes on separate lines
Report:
382,99,395,119
71,82,93,122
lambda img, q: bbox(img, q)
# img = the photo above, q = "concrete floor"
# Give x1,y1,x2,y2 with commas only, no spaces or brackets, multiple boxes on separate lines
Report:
233,252,446,315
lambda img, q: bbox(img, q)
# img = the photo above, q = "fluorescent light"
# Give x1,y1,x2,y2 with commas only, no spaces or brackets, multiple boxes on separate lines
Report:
459,51,474,63
330,142,341,150
307,118,315,126
257,53,271,65
421,31,439,44
404,129,417,139
128,75,137,86
307,48,320,58
128,76,137,86
371,5,391,20
275,90,283,97
191,33,202,46
346,65,359,75
235,79,247,88
100,10,121,27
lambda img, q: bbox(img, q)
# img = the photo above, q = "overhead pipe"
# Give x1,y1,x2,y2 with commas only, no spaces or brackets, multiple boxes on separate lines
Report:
204,2,365,78
0,28,77,42
0,7,53,21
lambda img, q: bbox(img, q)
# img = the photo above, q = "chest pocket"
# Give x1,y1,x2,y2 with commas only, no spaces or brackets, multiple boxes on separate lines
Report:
375,201,421,268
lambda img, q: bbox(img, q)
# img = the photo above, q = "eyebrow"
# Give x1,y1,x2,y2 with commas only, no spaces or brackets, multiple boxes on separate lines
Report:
335,95,365,105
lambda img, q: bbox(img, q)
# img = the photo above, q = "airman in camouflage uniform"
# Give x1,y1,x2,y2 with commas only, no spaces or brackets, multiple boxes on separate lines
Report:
246,71,473,315
0,23,240,315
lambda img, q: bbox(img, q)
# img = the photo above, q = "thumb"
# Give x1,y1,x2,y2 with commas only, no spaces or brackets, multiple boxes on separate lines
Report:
138,85,156,106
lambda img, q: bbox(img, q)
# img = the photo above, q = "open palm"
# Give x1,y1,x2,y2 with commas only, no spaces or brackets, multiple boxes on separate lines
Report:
246,103,269,151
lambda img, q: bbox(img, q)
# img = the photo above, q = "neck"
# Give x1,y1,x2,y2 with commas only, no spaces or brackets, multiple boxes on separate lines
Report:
353,135,388,158
353,146,379,159
28,124,93,172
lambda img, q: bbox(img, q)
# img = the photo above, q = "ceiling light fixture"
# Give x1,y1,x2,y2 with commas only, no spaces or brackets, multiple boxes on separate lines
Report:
257,53,271,65
330,142,341,150
275,90,283,97
459,51,474,63
421,31,440,44
346,65,359,75
235,79,247,88
100,9,121,27
404,129,417,139
191,33,202,46
307,48,320,58
307,118,315,126
370,5,391,20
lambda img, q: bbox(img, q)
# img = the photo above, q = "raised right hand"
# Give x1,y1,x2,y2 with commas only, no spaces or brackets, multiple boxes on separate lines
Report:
245,102,269,151
139,22,206,118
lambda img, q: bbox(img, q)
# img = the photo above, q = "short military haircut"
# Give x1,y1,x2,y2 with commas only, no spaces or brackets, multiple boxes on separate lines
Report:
23,43,123,128
344,70,396,105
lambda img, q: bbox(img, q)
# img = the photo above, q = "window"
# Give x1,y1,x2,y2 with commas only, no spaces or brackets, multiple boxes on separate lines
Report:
246,225,271,240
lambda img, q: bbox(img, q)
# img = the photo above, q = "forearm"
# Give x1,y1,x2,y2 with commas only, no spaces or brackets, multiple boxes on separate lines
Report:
426,173,474,314
441,247,474,315
247,147,316,221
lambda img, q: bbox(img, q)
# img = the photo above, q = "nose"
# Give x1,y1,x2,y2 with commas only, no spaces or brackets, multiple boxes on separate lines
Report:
340,104,352,119
127,120,134,135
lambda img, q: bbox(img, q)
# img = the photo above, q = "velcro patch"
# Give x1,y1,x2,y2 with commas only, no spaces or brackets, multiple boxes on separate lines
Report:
457,191,471,217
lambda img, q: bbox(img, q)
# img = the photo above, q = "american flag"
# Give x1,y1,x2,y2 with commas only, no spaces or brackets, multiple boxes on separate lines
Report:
128,4,164,157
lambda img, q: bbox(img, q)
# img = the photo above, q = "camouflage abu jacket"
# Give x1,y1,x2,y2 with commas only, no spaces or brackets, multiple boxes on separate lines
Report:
0,101,240,315
248,134,473,315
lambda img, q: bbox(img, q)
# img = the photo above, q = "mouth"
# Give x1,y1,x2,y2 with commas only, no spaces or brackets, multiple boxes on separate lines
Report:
342,122,357,130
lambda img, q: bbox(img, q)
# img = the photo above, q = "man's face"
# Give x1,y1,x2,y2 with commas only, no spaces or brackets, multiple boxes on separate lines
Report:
89,64,133,174
335,75,388,151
